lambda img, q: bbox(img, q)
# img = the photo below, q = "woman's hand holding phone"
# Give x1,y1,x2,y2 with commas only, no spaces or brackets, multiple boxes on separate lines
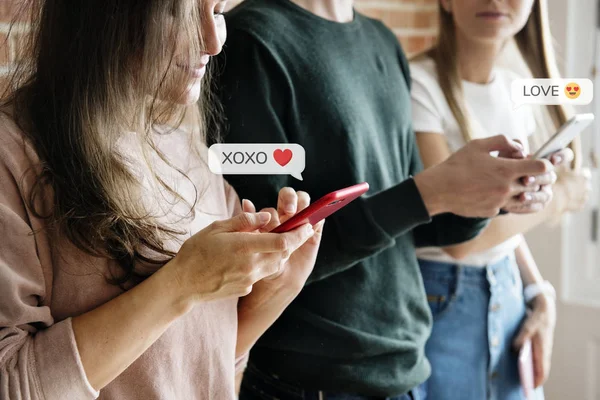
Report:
167,186,322,311
235,188,324,358
513,294,557,390
241,187,324,286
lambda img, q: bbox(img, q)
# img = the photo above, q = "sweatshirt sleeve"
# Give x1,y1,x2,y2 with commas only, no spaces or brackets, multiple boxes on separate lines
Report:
0,132,99,399
215,30,432,285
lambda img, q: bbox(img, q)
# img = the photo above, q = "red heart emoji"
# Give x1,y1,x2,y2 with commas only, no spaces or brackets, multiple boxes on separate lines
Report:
574,87,579,92
273,149,293,166
566,86,572,91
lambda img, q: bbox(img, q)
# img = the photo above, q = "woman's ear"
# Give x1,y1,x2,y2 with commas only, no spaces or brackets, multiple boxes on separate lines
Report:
440,0,452,13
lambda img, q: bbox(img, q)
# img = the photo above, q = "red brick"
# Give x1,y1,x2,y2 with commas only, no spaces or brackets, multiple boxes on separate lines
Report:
360,9,438,30
399,35,434,56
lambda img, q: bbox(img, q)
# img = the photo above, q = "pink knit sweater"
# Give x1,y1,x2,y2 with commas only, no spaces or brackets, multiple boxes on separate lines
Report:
0,114,246,399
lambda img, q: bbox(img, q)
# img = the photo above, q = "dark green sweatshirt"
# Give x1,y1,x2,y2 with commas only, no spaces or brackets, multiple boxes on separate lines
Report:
214,0,488,396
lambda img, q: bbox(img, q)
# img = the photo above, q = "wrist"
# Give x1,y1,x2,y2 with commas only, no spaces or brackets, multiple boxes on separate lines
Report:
524,280,556,306
531,292,554,310
153,260,195,318
414,167,448,216
240,279,298,313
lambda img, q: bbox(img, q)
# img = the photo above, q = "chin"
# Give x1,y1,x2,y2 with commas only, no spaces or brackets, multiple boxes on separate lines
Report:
175,81,202,105
471,24,515,41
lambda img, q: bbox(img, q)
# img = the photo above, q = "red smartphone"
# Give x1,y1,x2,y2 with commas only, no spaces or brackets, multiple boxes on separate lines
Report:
270,182,369,233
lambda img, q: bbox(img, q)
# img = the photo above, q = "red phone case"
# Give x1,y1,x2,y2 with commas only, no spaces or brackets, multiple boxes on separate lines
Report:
270,182,369,233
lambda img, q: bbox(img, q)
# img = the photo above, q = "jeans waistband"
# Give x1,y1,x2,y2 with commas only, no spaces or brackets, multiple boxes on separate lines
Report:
418,255,515,286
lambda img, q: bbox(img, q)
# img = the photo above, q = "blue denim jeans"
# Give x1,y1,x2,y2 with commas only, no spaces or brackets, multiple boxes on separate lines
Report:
239,361,426,400
418,256,545,400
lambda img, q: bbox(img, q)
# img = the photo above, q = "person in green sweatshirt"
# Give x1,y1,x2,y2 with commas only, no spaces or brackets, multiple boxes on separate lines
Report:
213,0,565,398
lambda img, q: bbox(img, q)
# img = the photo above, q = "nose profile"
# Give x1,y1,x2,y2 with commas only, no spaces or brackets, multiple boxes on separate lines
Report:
201,18,224,56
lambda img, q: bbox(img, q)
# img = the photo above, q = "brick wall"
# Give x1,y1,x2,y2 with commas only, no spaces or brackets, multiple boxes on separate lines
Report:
355,0,438,55
0,1,26,88
0,0,439,84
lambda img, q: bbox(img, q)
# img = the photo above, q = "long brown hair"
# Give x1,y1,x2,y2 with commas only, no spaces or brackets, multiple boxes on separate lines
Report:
2,0,218,285
422,0,581,167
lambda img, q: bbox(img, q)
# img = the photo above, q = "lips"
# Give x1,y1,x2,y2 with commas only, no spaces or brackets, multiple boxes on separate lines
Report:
176,63,207,78
476,11,509,18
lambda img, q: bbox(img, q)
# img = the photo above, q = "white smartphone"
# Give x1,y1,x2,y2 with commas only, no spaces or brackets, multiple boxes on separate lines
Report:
533,113,594,159
518,338,535,400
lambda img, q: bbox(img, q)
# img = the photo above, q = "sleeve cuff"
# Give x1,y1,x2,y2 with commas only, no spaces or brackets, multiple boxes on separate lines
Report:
33,318,100,399
365,178,432,238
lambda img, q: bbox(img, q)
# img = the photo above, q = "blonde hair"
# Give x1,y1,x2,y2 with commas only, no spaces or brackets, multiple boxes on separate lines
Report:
2,0,219,286
418,0,581,167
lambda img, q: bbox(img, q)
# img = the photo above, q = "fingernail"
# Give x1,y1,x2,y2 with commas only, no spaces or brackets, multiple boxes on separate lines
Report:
285,204,296,214
307,225,315,236
554,156,563,164
524,194,532,202
259,212,270,223
527,176,536,184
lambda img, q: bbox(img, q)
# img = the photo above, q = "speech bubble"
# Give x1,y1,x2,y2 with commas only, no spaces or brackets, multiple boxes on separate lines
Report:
511,78,593,108
208,143,306,181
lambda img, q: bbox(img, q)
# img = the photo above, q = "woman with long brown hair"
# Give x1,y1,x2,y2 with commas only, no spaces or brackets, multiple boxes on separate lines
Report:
410,0,591,399
0,0,324,399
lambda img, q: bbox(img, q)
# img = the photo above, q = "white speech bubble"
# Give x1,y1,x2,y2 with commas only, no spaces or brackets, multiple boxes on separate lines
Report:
511,78,593,108
208,143,306,180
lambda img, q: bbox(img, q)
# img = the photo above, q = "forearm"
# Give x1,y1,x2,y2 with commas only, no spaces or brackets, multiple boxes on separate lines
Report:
413,212,488,248
442,191,561,259
515,240,544,286
235,281,297,358
72,262,189,391
304,178,431,284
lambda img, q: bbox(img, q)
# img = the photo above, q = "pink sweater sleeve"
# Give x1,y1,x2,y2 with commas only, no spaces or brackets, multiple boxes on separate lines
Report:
0,134,99,399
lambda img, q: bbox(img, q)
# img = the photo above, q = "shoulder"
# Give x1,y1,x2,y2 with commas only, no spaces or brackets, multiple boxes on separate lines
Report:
409,56,446,103
0,111,48,221
409,56,439,86
0,111,40,178
358,13,401,43
226,0,286,25
219,1,295,76
225,0,302,47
